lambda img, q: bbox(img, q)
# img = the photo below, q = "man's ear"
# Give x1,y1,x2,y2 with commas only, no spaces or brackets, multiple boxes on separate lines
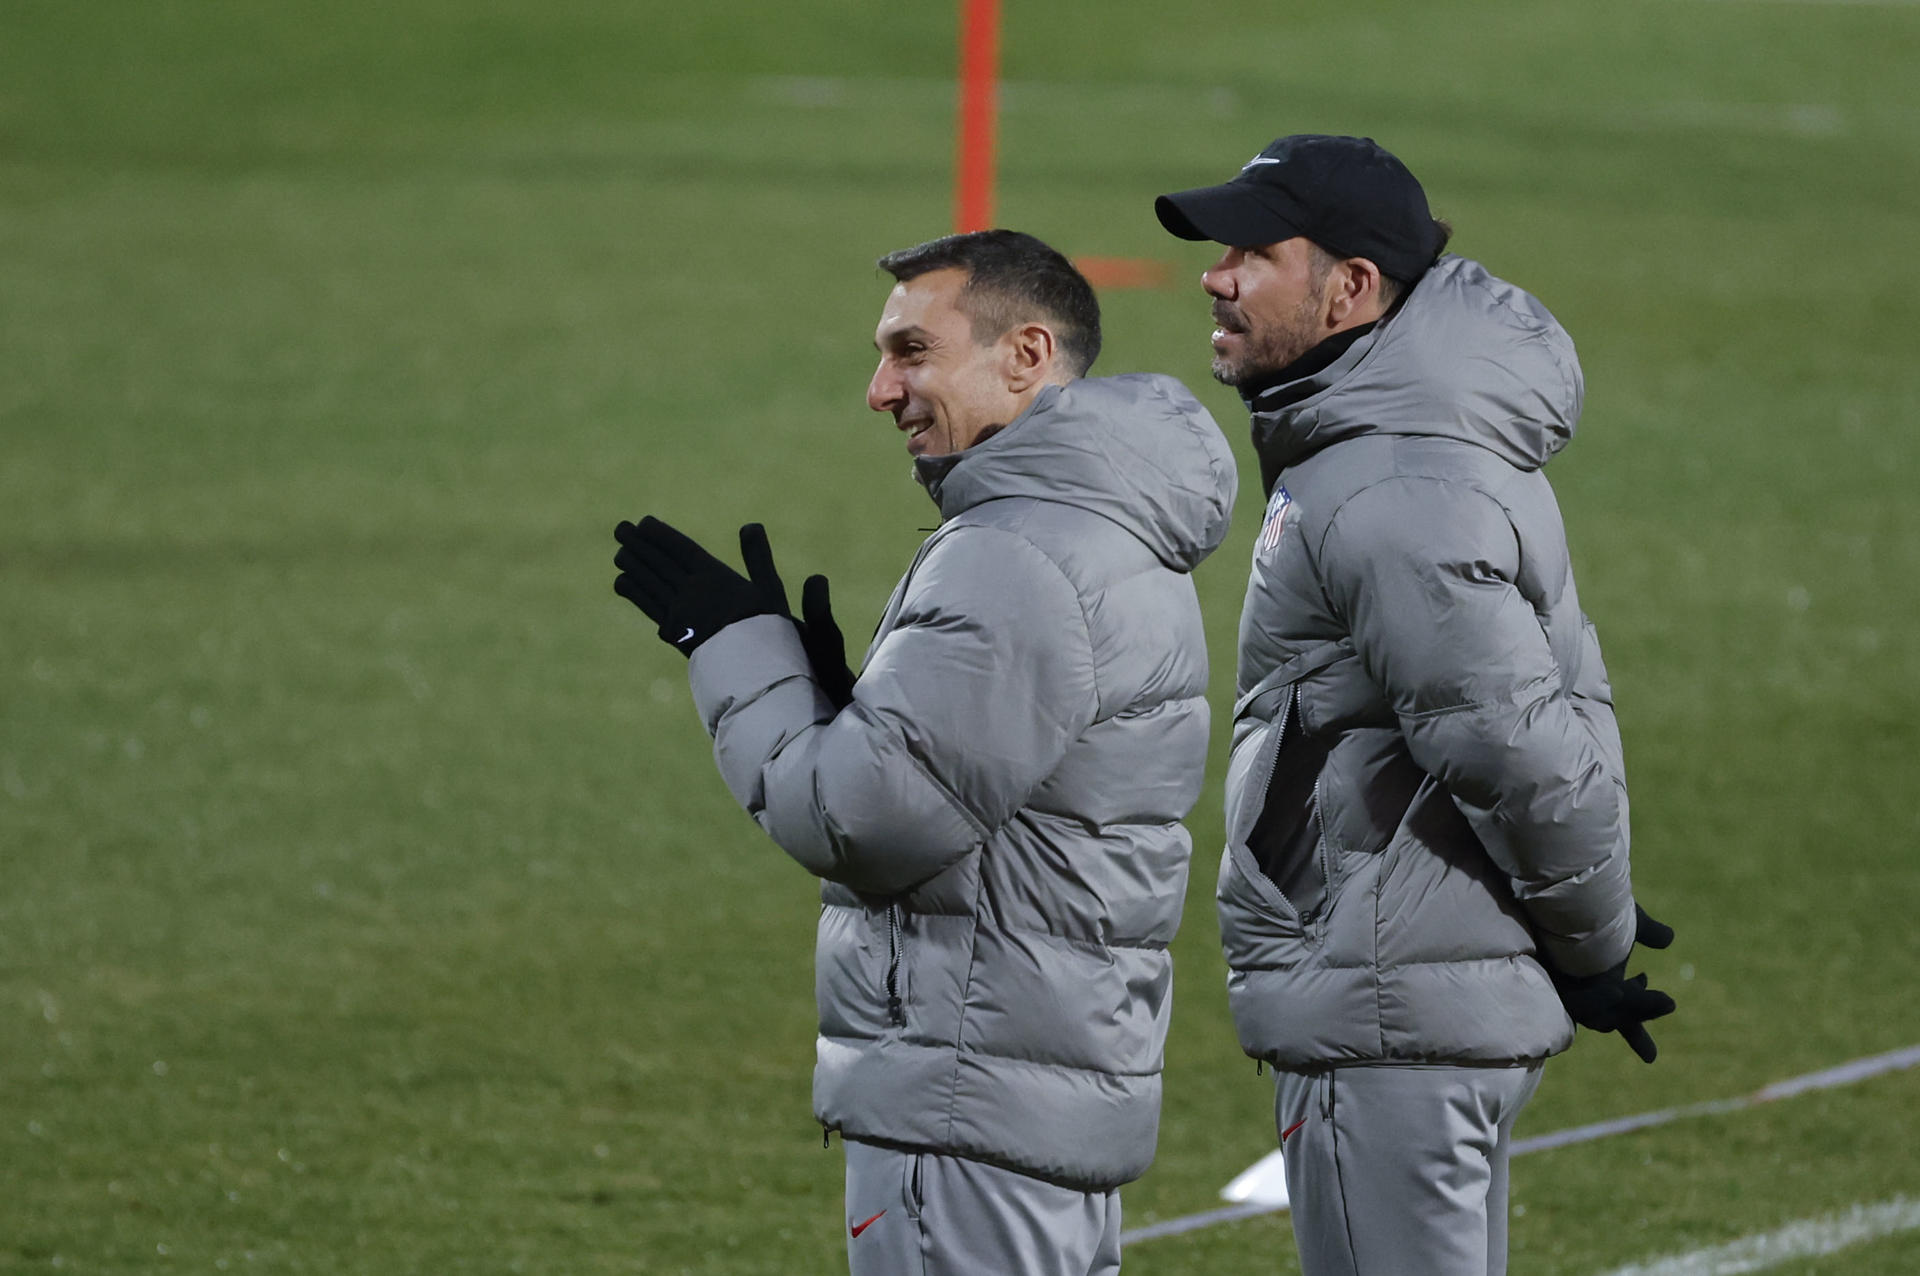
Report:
1325,258,1386,327
1003,323,1060,392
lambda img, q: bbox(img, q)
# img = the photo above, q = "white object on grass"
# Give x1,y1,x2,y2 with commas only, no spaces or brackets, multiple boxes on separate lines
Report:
1219,1148,1290,1207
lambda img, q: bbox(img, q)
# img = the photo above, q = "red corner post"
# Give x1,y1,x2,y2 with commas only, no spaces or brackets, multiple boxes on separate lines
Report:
954,0,1001,232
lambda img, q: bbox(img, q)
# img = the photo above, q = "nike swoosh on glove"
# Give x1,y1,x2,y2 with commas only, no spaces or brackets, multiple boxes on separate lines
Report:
613,518,788,656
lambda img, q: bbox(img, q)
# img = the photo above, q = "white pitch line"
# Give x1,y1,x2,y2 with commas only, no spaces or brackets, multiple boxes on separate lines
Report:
1599,1197,1920,1275
1119,1043,1920,1247
1512,1042,1920,1156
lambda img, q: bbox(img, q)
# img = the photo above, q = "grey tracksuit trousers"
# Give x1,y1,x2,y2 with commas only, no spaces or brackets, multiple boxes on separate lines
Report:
843,1139,1121,1276
1275,1063,1543,1276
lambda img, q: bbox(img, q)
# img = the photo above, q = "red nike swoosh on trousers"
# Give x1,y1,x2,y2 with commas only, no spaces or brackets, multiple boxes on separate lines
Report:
850,1210,886,1238
1281,1117,1308,1143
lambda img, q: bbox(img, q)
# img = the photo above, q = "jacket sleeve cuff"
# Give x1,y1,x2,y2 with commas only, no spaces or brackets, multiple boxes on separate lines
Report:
687,614,813,723
686,614,836,813
1535,897,1638,976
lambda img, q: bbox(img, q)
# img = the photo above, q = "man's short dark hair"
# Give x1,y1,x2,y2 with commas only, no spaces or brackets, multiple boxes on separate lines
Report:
877,230,1102,377
1309,217,1454,310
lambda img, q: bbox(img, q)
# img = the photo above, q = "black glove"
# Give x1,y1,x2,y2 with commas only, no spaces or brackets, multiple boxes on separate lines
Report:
613,518,789,655
1546,905,1676,1064
799,574,857,709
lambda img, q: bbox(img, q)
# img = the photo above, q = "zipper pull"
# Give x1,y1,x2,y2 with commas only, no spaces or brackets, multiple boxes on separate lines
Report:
885,903,905,1025
1255,1059,1266,1077
823,1126,833,1148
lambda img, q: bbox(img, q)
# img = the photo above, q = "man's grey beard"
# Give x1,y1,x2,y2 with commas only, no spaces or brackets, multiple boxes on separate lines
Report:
1210,295,1328,388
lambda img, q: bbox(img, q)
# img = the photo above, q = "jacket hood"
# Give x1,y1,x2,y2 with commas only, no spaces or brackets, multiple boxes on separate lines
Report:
914,372,1237,572
1246,255,1584,476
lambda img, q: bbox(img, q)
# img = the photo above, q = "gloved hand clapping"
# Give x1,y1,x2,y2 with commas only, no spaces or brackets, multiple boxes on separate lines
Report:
613,518,790,655
798,574,857,709
613,520,861,706
1545,905,1676,1064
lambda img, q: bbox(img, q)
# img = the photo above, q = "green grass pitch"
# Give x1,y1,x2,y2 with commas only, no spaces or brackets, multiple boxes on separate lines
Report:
3,1,1918,1271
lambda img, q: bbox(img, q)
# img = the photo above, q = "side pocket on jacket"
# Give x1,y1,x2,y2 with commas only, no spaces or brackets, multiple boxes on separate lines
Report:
1226,688,1309,926
1224,640,1350,929
1246,690,1333,921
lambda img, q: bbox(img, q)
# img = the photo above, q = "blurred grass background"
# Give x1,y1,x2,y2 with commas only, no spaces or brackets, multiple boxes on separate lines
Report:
3,0,1918,1271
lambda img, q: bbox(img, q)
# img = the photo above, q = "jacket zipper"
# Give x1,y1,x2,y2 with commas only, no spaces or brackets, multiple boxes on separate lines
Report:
1251,686,1292,813
866,540,940,1032
885,904,905,1026
1244,685,1293,881
1306,772,1330,927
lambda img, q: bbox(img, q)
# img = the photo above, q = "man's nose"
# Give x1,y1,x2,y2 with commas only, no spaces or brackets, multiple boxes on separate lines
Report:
1201,255,1235,300
868,361,905,414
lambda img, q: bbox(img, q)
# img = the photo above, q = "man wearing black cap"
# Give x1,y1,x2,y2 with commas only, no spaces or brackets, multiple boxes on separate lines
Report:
1156,134,1676,1275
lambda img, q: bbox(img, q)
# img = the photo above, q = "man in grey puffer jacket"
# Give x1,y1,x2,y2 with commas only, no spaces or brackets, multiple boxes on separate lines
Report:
613,230,1236,1274
1155,136,1676,1275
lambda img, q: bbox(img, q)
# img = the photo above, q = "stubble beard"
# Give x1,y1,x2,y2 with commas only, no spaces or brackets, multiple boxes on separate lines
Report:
1211,294,1328,389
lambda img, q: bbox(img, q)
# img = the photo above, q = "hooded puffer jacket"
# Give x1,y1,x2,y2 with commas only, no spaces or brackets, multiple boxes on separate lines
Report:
1220,255,1640,1069
689,373,1236,1189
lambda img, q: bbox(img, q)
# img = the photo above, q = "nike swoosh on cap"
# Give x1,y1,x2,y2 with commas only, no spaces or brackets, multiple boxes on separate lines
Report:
1241,156,1282,169
850,1210,886,1238
678,627,696,644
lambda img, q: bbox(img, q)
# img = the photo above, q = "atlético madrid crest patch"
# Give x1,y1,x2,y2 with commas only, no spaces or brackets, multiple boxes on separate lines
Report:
1259,486,1293,555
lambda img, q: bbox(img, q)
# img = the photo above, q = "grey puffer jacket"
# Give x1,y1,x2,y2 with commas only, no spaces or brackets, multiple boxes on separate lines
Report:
689,373,1236,1189
1220,256,1640,1069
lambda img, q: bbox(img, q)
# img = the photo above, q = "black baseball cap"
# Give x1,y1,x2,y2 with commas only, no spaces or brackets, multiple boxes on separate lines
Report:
1156,134,1444,282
